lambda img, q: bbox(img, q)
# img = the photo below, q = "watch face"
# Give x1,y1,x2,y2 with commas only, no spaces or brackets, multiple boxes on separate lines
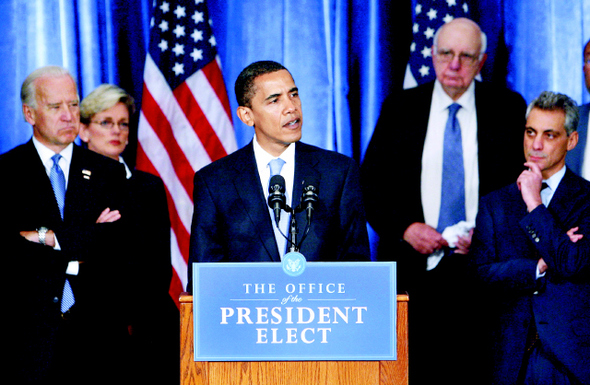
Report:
38,227,48,245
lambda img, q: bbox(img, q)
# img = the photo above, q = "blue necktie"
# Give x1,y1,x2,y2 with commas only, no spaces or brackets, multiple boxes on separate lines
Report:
50,154,66,219
437,103,465,233
50,154,75,313
269,158,285,179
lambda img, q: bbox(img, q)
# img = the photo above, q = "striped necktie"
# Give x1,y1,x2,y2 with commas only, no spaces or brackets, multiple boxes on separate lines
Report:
437,103,465,233
50,154,75,313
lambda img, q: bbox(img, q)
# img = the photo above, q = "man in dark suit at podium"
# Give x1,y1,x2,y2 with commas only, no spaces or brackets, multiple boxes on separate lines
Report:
187,60,369,290
471,91,590,384
2,66,130,384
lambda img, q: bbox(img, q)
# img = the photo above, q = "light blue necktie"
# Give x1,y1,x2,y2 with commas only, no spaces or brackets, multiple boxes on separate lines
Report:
437,103,465,233
269,158,287,257
269,158,285,179
50,154,75,313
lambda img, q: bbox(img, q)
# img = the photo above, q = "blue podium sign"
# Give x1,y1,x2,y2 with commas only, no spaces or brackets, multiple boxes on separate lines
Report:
192,262,396,361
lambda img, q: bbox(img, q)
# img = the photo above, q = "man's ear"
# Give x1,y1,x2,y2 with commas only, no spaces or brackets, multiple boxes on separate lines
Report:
567,130,579,151
237,106,255,127
22,104,36,126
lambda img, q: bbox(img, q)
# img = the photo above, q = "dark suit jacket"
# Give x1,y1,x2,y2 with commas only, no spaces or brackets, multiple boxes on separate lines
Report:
125,170,173,298
124,170,179,385
361,80,527,292
567,102,590,175
471,169,590,384
186,141,370,290
1,140,130,384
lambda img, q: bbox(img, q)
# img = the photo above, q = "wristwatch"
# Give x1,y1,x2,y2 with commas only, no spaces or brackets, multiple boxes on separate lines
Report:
37,227,48,246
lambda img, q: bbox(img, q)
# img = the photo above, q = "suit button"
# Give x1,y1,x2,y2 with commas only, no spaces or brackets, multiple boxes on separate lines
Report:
533,291,539,295
53,297,59,303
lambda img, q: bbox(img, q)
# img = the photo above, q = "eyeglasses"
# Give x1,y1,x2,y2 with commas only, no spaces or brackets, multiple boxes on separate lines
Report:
435,47,481,66
91,120,130,131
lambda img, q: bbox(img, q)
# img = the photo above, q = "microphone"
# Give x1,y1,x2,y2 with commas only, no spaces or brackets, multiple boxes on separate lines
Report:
268,175,286,225
300,177,319,224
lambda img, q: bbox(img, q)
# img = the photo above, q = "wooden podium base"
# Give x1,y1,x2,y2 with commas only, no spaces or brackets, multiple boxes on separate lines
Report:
180,293,408,385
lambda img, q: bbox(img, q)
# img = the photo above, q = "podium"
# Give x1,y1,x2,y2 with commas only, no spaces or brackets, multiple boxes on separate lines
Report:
180,293,408,385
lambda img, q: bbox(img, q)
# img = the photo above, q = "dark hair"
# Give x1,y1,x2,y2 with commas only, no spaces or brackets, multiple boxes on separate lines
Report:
234,61,288,108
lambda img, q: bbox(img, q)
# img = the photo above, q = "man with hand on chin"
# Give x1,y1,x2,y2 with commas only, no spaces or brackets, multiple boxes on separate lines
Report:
471,91,590,385
187,60,369,291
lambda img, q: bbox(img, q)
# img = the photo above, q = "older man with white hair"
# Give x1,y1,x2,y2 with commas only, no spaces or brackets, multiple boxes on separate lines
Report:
362,18,527,384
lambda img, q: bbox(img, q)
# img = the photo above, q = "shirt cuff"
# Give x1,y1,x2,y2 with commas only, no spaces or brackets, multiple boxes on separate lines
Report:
66,261,79,276
536,266,546,280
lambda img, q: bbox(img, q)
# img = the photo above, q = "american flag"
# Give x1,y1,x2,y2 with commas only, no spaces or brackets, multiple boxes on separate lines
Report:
137,0,237,306
403,0,472,89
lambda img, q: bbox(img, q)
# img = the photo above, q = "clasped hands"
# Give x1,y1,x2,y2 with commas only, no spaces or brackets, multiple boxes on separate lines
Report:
403,222,473,255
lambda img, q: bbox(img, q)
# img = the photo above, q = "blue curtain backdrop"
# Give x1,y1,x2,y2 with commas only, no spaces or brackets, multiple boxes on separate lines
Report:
5,0,590,156
0,0,150,155
2,0,590,255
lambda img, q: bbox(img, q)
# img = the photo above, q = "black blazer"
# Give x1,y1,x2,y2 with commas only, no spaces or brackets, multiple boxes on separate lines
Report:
187,141,370,290
1,140,131,383
361,81,527,290
124,169,179,385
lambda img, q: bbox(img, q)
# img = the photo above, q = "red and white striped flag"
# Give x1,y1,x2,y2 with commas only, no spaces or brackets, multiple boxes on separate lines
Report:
137,0,237,306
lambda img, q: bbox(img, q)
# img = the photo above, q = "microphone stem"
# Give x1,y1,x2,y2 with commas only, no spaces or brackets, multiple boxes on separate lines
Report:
289,214,298,252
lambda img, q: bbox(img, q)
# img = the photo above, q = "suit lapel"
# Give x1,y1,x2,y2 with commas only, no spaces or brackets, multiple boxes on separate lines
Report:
292,142,321,208
413,83,435,158
474,82,492,196
64,145,88,223
23,140,63,225
232,142,281,261
547,169,581,222
291,143,321,254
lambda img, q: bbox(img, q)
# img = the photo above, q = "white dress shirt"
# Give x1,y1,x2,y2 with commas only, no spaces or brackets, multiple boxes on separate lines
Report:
253,136,296,259
421,80,479,230
541,165,565,207
33,136,73,186
32,137,78,275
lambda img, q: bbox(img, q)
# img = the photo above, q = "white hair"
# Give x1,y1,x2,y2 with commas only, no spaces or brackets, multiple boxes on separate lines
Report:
20,66,78,120
433,19,487,55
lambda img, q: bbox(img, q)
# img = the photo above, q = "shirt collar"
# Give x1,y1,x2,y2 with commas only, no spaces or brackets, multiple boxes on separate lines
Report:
32,135,74,166
433,79,476,113
252,135,296,169
543,165,566,192
119,156,132,179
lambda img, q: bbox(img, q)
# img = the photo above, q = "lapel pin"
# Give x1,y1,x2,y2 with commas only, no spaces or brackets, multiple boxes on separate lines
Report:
82,169,91,180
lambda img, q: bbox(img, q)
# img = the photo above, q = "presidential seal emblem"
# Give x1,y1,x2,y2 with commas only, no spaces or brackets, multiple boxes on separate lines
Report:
282,251,306,277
